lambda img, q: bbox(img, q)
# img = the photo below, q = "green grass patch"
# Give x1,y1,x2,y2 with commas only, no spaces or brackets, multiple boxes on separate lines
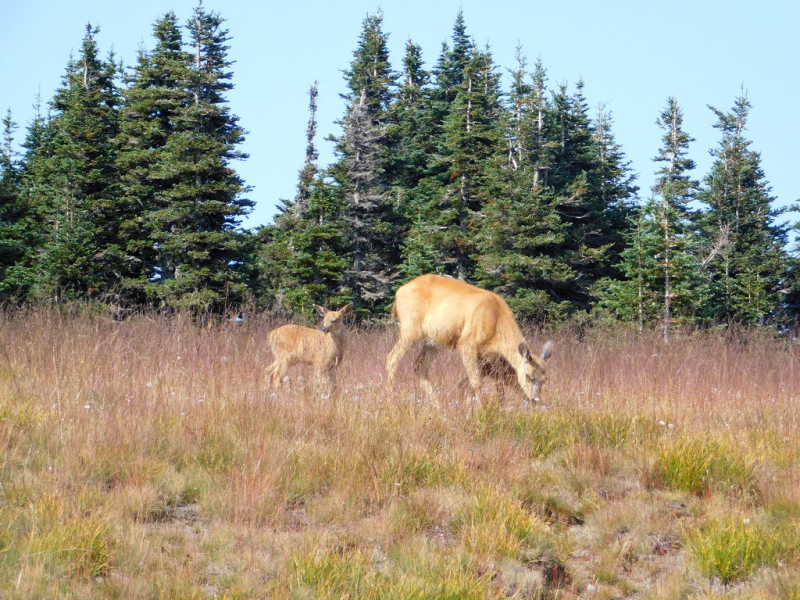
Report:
645,436,758,498
290,544,499,600
30,515,115,580
452,485,555,564
686,514,799,586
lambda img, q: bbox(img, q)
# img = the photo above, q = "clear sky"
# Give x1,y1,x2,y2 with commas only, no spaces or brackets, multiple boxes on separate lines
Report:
3,0,799,231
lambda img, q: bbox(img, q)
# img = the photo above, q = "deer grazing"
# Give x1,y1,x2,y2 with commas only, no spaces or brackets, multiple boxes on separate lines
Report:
386,274,553,403
266,303,353,391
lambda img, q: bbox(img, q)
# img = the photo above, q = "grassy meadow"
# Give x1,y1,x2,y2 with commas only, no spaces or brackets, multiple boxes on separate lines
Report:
1,310,799,599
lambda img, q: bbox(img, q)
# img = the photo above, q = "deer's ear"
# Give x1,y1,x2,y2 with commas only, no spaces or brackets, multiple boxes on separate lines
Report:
541,340,553,363
313,304,326,317
518,341,533,363
341,302,353,315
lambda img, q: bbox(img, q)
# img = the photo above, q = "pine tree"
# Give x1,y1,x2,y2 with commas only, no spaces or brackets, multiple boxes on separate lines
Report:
295,81,319,216
6,97,51,299
519,80,637,311
115,11,194,306
144,5,253,313
329,10,397,315
596,98,709,333
0,110,26,299
19,25,121,303
650,98,706,337
697,91,789,324
595,209,661,329
784,234,800,328
259,81,349,317
401,15,505,283
385,40,432,199
339,93,394,312
474,54,573,322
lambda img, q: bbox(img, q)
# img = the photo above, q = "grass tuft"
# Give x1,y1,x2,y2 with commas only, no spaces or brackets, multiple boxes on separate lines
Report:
685,513,799,586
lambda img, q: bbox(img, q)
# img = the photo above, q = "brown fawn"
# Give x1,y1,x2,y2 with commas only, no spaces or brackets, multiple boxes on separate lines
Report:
266,303,353,391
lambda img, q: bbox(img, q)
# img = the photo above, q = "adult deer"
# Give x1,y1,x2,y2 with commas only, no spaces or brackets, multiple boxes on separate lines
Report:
386,275,553,402
266,303,353,391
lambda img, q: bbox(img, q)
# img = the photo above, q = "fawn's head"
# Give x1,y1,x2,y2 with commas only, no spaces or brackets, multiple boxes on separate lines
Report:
314,302,353,334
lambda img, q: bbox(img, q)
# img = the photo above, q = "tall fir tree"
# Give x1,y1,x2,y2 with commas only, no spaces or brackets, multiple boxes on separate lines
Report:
696,92,789,325
475,176,573,322
295,81,320,216
541,81,636,310
0,109,27,299
19,25,121,303
402,14,505,283
649,97,707,337
329,10,397,314
385,40,432,228
475,55,573,322
596,98,708,334
114,11,194,306
6,97,52,299
259,82,349,316
143,5,253,313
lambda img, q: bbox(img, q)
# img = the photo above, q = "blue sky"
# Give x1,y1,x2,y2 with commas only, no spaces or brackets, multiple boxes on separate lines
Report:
3,0,799,230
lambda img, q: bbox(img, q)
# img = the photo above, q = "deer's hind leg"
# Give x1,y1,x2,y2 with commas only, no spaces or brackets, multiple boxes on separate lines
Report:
267,358,290,387
386,330,420,387
414,342,440,398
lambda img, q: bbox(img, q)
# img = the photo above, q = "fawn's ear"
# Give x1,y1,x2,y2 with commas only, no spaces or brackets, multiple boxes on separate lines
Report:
518,341,533,363
313,304,326,317
340,302,354,315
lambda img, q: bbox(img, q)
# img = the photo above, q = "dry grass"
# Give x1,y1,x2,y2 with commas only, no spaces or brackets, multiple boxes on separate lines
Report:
0,310,798,598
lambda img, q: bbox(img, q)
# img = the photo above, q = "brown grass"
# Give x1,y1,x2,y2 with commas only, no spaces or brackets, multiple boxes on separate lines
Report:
0,310,798,598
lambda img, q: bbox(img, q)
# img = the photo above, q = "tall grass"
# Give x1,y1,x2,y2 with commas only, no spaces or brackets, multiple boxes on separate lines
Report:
0,310,798,597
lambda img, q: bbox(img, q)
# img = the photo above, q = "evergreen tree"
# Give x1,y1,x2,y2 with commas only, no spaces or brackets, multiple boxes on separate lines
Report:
696,92,789,324
144,5,253,313
19,25,121,303
341,10,394,118
259,82,349,316
386,40,433,208
259,177,349,316
339,93,394,312
649,98,706,336
474,54,573,322
0,110,18,195
783,234,800,328
596,98,708,334
329,10,397,314
596,209,661,329
402,16,505,283
390,41,446,281
543,82,636,309
295,81,319,216
5,97,51,299
0,109,26,299
115,11,194,306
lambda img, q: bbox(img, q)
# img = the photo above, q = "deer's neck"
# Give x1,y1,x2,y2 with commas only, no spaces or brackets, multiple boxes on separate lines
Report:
326,328,346,349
